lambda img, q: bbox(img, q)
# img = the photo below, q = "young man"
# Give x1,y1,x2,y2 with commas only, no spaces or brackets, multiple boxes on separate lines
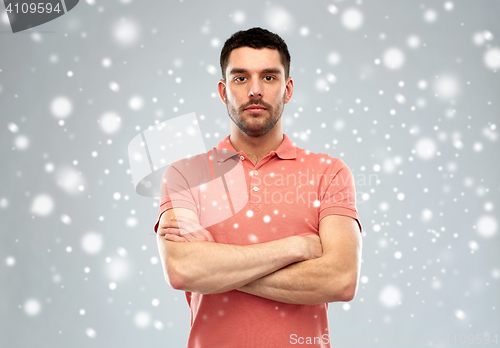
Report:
154,27,362,348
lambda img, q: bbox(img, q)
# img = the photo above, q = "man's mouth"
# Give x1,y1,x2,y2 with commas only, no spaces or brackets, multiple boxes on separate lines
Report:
245,105,266,114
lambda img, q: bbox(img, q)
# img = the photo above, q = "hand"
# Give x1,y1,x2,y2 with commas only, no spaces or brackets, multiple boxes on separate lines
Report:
299,234,323,260
159,215,215,243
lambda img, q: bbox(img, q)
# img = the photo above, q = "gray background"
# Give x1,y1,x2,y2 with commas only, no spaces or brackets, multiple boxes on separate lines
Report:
1,0,499,347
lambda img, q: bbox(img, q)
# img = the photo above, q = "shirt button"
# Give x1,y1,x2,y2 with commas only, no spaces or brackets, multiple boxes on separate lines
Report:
253,187,259,191
240,155,245,161
254,171,259,175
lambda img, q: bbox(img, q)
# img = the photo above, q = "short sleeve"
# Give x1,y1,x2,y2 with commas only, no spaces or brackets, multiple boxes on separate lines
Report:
318,158,362,232
153,164,198,233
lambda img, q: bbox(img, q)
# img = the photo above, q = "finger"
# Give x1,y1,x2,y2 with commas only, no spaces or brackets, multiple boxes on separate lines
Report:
159,213,177,228
190,231,216,242
164,234,187,242
165,217,214,241
158,227,170,236
204,232,215,242
191,229,214,242
161,220,182,229
174,218,214,241
164,234,184,242
196,229,215,242
189,231,211,242
160,227,183,236
160,227,182,236
158,227,175,236
182,232,204,242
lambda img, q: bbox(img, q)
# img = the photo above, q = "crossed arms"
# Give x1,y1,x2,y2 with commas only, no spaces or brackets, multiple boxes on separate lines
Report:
156,208,362,305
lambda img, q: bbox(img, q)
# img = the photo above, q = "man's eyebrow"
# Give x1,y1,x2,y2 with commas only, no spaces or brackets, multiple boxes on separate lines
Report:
229,68,248,75
261,68,282,75
228,68,282,75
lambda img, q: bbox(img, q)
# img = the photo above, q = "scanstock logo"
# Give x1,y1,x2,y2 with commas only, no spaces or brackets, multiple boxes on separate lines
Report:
3,0,79,33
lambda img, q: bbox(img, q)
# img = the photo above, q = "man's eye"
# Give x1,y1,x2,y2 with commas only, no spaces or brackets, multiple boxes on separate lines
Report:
234,77,246,82
264,76,275,81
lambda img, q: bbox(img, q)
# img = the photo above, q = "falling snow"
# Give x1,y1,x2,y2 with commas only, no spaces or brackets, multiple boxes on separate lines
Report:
99,112,122,134
1,2,499,347
50,96,73,119
113,19,139,46
476,215,498,238
382,48,405,70
134,311,152,328
379,284,402,308
80,232,104,255
23,298,42,316
30,194,54,217
341,8,364,30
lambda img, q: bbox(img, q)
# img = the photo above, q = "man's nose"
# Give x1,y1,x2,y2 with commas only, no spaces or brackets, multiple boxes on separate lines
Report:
248,79,263,98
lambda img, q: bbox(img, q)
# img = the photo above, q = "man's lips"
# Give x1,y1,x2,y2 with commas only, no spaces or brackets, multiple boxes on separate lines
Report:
245,105,266,113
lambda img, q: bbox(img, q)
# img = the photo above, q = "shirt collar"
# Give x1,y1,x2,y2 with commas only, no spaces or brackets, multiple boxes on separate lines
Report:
214,133,297,162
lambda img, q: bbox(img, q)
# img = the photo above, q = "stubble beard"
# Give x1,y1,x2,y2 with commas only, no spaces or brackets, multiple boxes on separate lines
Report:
226,92,286,138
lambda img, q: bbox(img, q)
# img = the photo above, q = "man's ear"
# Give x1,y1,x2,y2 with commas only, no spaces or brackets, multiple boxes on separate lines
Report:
217,79,227,105
284,77,294,104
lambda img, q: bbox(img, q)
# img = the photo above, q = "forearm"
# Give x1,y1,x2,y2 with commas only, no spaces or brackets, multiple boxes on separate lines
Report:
158,235,306,294
238,256,356,305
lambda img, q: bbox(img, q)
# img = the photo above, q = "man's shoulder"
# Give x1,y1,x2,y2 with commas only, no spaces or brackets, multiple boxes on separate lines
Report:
165,150,214,184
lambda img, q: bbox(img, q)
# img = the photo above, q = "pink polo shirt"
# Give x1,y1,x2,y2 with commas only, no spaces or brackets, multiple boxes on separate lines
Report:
154,133,362,348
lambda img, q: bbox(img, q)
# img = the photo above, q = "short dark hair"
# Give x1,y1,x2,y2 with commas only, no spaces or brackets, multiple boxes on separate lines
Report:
220,27,291,80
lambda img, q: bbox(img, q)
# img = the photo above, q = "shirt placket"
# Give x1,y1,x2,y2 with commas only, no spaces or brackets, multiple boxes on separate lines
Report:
240,152,276,214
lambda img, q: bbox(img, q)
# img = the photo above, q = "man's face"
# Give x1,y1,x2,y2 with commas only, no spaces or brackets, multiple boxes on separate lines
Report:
218,47,293,137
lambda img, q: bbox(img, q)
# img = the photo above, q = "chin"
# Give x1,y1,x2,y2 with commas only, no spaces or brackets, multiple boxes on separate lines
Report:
244,126,273,137
245,131,267,137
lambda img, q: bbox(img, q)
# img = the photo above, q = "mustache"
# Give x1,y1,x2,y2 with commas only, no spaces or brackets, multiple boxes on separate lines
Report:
240,99,272,111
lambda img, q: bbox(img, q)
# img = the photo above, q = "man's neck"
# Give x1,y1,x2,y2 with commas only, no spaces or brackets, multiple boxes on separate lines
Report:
229,125,284,165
